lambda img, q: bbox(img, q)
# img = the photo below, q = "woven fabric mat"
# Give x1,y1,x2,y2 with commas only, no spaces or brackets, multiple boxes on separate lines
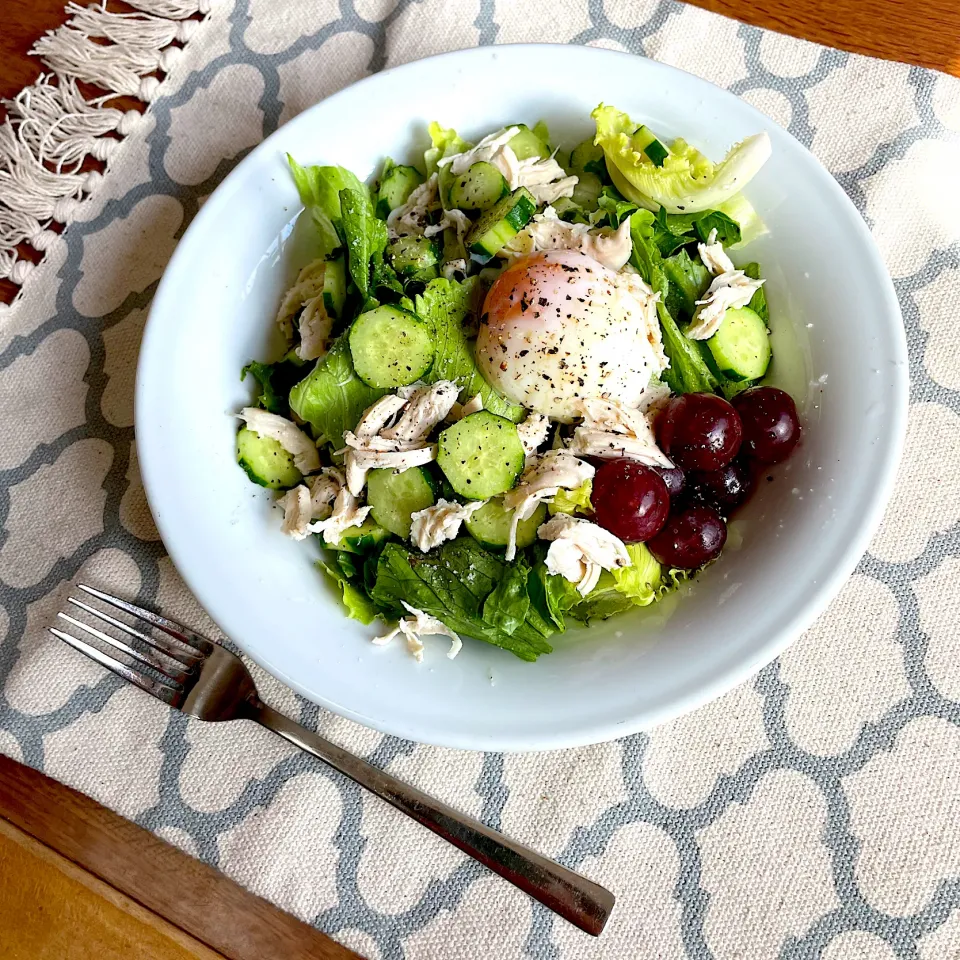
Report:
2,2,960,957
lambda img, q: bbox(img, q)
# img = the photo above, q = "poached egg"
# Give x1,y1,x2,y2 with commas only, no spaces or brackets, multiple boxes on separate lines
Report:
476,250,667,421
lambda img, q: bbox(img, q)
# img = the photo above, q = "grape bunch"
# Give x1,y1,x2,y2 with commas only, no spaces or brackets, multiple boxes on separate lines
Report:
591,388,801,569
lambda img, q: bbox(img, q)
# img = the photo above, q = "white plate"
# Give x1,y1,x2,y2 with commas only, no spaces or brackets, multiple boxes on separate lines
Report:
137,44,907,751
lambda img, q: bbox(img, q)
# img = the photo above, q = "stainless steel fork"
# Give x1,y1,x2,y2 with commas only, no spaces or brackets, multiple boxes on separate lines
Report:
50,584,614,935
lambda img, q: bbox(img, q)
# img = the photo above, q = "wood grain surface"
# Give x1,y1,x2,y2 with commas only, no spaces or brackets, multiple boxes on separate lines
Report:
0,756,361,960
0,818,227,960
685,0,960,75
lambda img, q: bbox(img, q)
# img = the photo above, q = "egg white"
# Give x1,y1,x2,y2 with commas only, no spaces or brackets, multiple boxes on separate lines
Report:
476,250,667,421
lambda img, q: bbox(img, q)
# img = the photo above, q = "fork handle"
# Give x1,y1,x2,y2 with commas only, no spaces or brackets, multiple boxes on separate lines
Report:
253,703,613,935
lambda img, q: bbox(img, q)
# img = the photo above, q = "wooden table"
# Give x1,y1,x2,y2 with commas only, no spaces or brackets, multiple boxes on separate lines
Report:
0,0,957,954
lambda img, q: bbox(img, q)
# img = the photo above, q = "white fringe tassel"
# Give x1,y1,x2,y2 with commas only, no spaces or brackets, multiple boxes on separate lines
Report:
0,0,213,292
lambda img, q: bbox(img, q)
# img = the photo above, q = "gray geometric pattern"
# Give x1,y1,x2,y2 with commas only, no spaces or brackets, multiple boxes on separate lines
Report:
1,1,959,957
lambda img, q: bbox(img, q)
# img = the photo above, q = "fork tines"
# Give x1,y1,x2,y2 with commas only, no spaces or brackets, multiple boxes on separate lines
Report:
48,584,211,708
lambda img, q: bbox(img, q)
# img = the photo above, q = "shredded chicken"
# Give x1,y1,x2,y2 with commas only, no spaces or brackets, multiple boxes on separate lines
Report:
297,296,333,362
441,127,521,176
581,217,633,271
442,258,468,280
275,259,326,340
697,228,735,276
342,383,457,494
355,395,409,438
279,485,312,539
387,173,440,237
516,412,551,457
278,467,345,540
238,408,320,474
504,207,632,271
612,267,669,370
501,450,596,561
448,393,484,421
381,381,459,445
507,153,578,205
424,207,471,243
440,128,577,207
686,269,764,340
344,446,437,498
568,398,673,467
538,514,631,596
306,487,371,546
372,601,462,662
409,498,486,553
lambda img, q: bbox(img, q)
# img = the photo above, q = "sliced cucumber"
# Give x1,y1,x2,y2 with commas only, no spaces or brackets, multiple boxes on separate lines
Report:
571,172,602,211
707,306,770,382
570,137,606,176
631,125,669,167
331,517,392,554
367,466,437,538
466,188,537,263
465,497,547,550
508,123,551,161
322,255,347,320
348,304,435,388
449,161,508,212
236,426,302,490
437,411,525,500
376,161,423,219
387,235,440,282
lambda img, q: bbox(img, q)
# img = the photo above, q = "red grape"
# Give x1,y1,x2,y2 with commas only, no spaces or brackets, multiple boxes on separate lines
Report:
732,387,801,463
593,460,670,542
656,393,743,471
652,465,686,501
689,457,754,514
648,504,727,569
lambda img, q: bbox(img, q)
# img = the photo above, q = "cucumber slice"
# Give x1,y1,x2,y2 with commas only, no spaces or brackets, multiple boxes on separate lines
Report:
348,304,435,388
571,172,602,211
236,426,302,490
387,235,440,282
376,162,424,219
632,125,669,167
508,124,551,160
465,497,547,550
331,517,392,554
367,466,437,538
570,137,606,176
437,411,525,500
707,306,770,382
322,255,347,320
466,188,537,263
449,161,508,212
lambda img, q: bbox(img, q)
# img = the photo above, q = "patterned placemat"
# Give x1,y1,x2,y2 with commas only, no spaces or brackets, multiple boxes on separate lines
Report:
1,1,959,957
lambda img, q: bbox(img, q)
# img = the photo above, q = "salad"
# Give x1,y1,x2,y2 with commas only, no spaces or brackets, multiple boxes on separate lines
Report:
234,104,801,663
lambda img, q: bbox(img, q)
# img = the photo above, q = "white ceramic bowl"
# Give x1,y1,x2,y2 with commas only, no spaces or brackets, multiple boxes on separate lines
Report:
137,44,907,751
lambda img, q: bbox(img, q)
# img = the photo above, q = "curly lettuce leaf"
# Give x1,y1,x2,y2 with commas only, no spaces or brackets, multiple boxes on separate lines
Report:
592,104,770,220
570,544,669,622
424,121,471,177
414,278,525,422
288,336,386,447
548,480,594,517
318,558,379,624
287,156,366,255
370,539,554,661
